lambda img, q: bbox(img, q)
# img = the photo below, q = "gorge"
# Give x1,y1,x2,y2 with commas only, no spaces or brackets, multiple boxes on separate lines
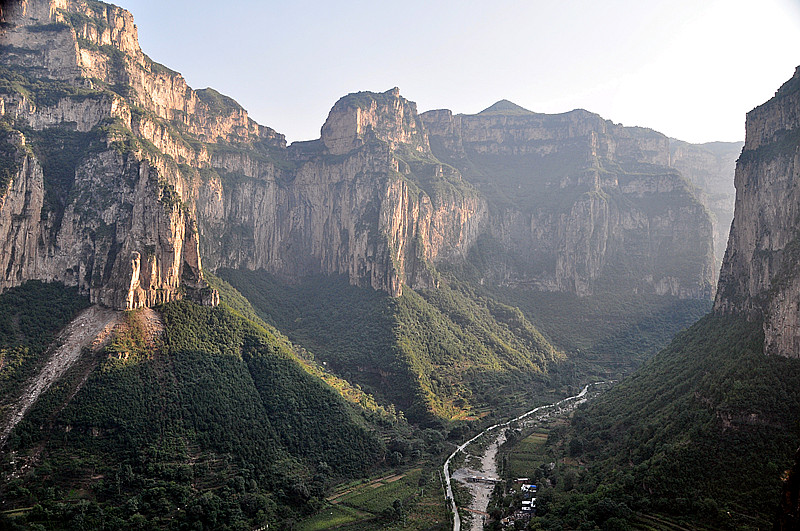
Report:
1,0,798,530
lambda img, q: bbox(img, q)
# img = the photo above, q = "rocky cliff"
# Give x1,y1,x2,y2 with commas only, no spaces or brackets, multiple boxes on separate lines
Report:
0,0,224,308
670,139,743,264
0,0,483,302
0,0,723,307
715,66,800,358
421,102,717,297
193,89,485,296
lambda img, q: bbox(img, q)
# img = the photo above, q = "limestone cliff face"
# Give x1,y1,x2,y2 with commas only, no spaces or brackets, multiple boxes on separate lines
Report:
422,104,716,298
715,66,800,358
670,140,743,264
0,0,220,309
0,0,482,303
0,128,211,309
0,0,722,306
320,88,429,156
1,0,281,146
195,89,485,296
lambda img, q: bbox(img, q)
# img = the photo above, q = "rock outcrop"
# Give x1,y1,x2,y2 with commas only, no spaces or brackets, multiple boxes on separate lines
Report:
0,1,483,302
0,0,726,308
715,66,800,357
194,90,485,296
0,0,220,309
670,139,743,264
421,105,717,297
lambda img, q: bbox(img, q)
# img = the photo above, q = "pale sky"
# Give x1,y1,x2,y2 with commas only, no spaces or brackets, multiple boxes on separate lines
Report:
112,0,800,144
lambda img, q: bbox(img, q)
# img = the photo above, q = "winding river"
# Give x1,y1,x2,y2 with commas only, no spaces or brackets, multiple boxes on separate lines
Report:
443,383,607,531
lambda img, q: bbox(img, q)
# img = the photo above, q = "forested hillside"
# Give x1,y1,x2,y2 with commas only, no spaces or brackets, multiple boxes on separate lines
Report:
527,315,800,529
0,282,388,529
218,270,565,424
498,65,800,531
0,1,757,528
218,269,710,428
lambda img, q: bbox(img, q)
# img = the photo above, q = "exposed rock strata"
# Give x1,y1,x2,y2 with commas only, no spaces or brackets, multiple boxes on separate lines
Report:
0,0,725,307
670,140,743,264
0,129,212,308
714,66,800,358
194,89,485,296
421,105,717,297
0,1,482,301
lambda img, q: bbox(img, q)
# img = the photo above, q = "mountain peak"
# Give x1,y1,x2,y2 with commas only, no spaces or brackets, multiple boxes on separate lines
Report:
321,88,427,155
478,99,534,115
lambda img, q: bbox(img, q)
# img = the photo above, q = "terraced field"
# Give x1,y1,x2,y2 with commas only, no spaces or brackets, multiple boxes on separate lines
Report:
506,430,549,478
300,468,449,530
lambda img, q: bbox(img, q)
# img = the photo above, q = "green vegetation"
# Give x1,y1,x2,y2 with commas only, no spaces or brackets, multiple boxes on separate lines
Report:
487,287,712,377
298,504,366,530
485,421,568,526
60,7,110,34
392,142,479,204
216,270,406,407
516,314,800,529
503,429,550,479
205,271,399,421
0,125,22,193
218,267,707,430
203,269,268,326
218,270,564,424
25,22,72,33
334,468,424,513
143,54,180,78
396,282,562,420
1,292,388,529
196,88,244,116
738,126,800,166
0,64,102,108
300,468,448,530
0,282,89,417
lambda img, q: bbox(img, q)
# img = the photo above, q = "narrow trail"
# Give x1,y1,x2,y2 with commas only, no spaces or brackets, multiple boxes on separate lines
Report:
443,383,607,531
0,305,122,448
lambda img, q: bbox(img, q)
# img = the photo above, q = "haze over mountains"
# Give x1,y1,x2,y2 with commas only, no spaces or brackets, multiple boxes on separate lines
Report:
0,0,732,308
552,66,800,529
0,0,798,530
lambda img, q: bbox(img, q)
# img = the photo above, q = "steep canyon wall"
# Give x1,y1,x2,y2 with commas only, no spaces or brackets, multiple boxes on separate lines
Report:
421,103,717,297
0,0,723,309
715,66,800,357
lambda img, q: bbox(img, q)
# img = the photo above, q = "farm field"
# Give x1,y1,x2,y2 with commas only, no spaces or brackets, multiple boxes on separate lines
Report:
506,429,551,479
299,468,449,530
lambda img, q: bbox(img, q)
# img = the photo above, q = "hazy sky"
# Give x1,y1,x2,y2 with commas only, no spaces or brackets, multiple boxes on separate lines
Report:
112,0,800,144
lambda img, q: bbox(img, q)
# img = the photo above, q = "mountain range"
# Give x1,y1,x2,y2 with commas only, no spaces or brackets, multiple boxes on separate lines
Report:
0,0,797,529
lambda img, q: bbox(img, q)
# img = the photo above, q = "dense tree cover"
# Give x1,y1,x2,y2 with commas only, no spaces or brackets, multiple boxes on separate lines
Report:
1,287,387,529
480,284,712,378
0,281,90,407
524,314,800,530
219,267,706,430
217,270,421,415
204,270,401,421
218,270,565,424
396,282,563,421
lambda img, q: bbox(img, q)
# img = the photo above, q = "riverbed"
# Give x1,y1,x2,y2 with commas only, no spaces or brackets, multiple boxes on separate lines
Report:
443,383,608,531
